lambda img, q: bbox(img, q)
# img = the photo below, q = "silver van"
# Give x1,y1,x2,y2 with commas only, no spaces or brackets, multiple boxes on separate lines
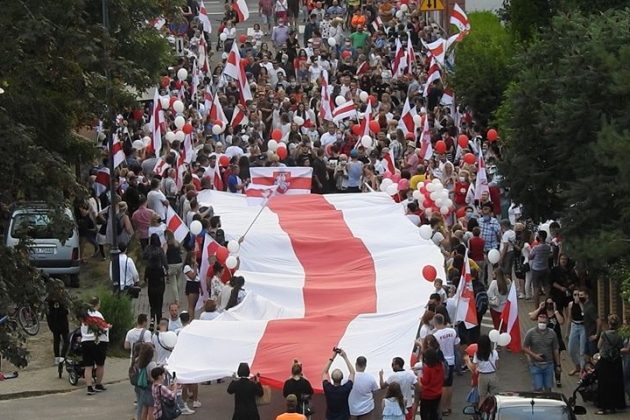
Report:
5,204,80,286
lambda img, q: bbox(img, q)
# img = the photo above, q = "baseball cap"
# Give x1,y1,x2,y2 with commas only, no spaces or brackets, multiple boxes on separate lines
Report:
350,149,358,158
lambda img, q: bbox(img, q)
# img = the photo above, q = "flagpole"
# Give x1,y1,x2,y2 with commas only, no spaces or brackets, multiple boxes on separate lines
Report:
240,197,270,241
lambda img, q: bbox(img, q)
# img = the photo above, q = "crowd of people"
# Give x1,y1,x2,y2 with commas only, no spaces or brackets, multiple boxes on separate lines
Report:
61,0,630,418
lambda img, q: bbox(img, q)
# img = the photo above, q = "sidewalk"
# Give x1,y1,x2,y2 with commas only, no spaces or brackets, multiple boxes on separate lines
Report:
0,357,129,401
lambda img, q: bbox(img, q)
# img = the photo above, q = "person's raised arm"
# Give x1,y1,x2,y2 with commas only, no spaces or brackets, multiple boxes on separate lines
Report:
528,302,545,321
322,351,336,382
339,349,355,382
379,369,387,389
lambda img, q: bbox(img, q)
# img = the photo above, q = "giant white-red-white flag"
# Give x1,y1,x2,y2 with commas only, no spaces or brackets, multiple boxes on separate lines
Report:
332,99,357,123
167,192,442,389
111,133,126,169
450,4,471,32
233,0,250,22
149,88,164,155
454,250,478,329
474,154,489,200
166,206,190,243
500,281,522,352
198,1,212,33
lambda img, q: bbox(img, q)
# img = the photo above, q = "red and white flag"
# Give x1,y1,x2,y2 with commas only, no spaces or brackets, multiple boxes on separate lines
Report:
423,58,441,97
440,88,454,106
166,205,190,243
371,15,383,32
500,281,522,352
474,154,489,200
245,184,279,205
93,167,110,197
319,71,333,122
233,0,250,22
175,155,187,191
392,38,407,78
197,233,220,311
422,38,446,66
231,105,249,127
198,33,210,75
209,94,228,128
398,98,418,135
419,112,433,161
198,1,212,33
203,160,224,191
446,31,467,51
405,36,416,73
450,4,471,32
356,60,370,76
224,43,253,105
182,134,194,164
455,250,478,329
383,149,396,174
153,157,171,177
247,167,312,199
167,193,439,389
203,86,213,114
332,99,357,123
111,133,125,169
149,88,164,155
361,101,373,138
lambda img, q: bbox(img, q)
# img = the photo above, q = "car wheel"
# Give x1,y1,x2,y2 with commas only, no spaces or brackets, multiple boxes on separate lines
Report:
69,274,80,288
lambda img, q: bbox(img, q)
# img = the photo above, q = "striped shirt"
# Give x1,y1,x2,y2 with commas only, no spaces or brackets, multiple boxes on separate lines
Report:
152,383,176,419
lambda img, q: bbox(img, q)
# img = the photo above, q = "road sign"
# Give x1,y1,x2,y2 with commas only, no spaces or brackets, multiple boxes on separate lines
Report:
420,0,445,11
175,37,185,56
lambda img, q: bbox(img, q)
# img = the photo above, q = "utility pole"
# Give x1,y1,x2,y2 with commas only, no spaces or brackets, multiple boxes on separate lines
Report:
102,0,121,294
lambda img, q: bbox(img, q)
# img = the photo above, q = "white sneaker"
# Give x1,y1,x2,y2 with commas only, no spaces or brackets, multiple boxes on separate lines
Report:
181,406,195,415
54,357,59,365
192,400,202,408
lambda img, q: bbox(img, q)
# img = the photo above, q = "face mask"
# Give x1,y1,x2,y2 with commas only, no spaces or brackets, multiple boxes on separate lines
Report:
538,322,547,330
465,211,473,219
579,297,586,303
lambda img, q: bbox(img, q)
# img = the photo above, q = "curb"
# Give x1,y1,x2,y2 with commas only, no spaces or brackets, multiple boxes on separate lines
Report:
0,378,127,401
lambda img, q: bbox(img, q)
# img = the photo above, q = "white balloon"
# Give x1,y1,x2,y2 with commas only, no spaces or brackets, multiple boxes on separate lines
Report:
227,240,240,254
489,329,500,343
430,191,439,201
225,255,238,269
328,37,336,47
433,184,444,194
412,190,422,200
335,95,346,106
498,332,512,347
212,124,223,135
381,178,393,189
400,4,409,12
160,331,178,349
277,142,287,149
445,199,453,208
190,220,202,236
164,131,175,142
132,139,145,150
426,183,436,192
424,208,433,218
159,96,170,110
432,178,442,185
385,184,398,196
142,136,152,146
175,130,185,142
488,249,501,265
435,198,445,208
359,91,369,103
438,190,449,200
174,116,185,129
268,139,279,151
177,68,188,81
361,135,372,148
173,100,185,114
419,224,433,240
396,10,404,19
440,206,450,215
413,114,422,126
219,32,227,41
293,116,304,126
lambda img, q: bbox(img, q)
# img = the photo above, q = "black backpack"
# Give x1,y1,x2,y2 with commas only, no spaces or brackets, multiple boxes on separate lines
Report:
475,287,489,317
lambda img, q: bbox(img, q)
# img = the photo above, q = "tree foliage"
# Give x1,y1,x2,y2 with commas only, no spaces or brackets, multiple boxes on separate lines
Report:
497,10,630,268
500,0,558,42
450,12,514,127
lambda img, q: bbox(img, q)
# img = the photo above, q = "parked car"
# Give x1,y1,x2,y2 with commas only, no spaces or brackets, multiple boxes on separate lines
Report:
5,203,80,287
463,391,587,419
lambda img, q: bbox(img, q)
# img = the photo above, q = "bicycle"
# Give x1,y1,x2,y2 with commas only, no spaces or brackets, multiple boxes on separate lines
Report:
4,304,42,336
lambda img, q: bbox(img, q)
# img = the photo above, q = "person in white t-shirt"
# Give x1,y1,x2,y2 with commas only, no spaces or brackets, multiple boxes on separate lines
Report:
471,334,500,404
123,314,151,358
147,178,169,221
432,313,460,416
379,357,418,416
80,296,110,395
152,318,172,365
167,303,182,332
199,300,220,321
319,123,337,147
348,356,379,418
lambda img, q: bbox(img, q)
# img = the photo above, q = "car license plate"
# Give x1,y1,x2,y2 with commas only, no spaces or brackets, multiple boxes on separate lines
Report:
32,247,54,254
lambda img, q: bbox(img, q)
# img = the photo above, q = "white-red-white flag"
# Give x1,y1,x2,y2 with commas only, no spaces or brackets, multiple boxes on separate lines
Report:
166,205,189,243
319,71,333,122
455,250,478,329
446,31,467,51
224,43,253,105
500,281,522,352
202,159,224,191
175,154,186,191
111,133,125,169
361,101,373,138
198,34,210,75
423,58,442,97
153,157,171,177
93,167,110,197
182,134,194,164
383,149,396,174
392,38,407,78
450,4,471,32
440,88,454,106
398,98,418,135
422,38,446,66
198,1,212,33
197,233,221,310
233,0,250,22
231,105,249,127
149,88,164,155
332,99,357,123
419,111,433,161
474,154,489,200
405,36,415,74
209,94,228,127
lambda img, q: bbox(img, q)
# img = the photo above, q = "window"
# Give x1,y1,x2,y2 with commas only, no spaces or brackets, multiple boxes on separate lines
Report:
12,213,72,240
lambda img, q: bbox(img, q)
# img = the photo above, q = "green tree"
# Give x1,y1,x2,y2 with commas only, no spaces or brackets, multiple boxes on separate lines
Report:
450,12,514,127
500,0,558,42
498,10,630,268
566,0,630,14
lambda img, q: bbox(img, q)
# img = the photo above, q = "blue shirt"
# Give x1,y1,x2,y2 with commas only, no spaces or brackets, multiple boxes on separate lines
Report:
346,160,363,188
478,216,500,251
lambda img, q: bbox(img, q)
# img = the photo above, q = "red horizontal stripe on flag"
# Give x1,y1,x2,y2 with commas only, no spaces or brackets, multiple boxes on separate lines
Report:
250,176,312,190
251,195,377,392
167,214,182,233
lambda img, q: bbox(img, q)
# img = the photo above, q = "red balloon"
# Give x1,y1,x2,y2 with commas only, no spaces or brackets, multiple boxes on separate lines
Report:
219,155,230,167
419,186,427,195
456,207,467,218
368,95,377,105
271,129,282,141
277,147,288,160
240,57,249,67
423,199,433,209
239,34,247,44
457,134,469,148
422,265,438,282
341,50,352,60
169,96,177,108
369,120,380,134
435,140,447,154
351,124,362,136
487,128,498,142
465,343,478,358
182,123,193,134
463,152,476,165
216,246,229,264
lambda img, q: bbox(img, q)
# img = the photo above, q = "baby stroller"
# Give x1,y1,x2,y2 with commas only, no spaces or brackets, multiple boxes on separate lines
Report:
569,365,598,406
57,327,95,385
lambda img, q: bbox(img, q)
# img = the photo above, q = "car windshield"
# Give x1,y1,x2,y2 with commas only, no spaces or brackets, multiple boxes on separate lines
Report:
11,213,72,240
498,405,570,419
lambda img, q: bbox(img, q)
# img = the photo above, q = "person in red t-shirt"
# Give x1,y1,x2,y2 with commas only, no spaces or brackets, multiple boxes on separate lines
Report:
468,226,486,279
417,347,444,420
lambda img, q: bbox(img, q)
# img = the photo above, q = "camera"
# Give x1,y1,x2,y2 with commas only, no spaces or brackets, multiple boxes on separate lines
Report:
332,346,342,354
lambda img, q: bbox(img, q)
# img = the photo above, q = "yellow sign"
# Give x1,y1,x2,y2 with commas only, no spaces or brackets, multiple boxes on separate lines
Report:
420,0,445,11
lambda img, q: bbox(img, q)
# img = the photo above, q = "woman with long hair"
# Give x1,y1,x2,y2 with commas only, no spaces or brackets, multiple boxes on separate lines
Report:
418,347,444,420
183,251,201,318
165,230,182,306
134,343,157,420
595,314,626,414
472,334,499,407
225,276,246,311
282,360,314,414
487,268,511,331
143,233,168,325
46,279,69,365
382,381,405,420
208,261,225,304
227,362,264,420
